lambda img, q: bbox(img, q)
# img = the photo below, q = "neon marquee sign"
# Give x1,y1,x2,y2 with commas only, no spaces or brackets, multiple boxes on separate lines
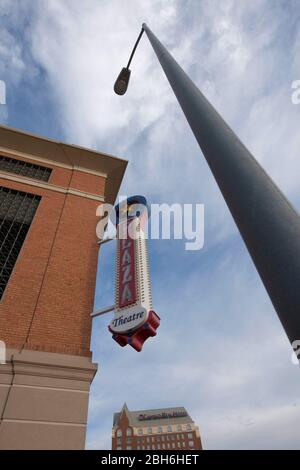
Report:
108,196,160,351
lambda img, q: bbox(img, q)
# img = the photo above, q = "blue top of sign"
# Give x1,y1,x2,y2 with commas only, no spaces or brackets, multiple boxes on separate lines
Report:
114,195,150,226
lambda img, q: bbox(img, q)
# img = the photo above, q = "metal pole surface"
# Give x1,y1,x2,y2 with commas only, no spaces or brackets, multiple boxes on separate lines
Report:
142,23,300,346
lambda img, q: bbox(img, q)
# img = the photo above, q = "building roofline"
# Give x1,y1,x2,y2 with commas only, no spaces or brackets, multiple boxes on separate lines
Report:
113,406,193,427
0,125,128,205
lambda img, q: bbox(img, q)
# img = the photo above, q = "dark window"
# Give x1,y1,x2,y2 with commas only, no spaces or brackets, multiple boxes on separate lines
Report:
0,156,52,182
0,187,41,300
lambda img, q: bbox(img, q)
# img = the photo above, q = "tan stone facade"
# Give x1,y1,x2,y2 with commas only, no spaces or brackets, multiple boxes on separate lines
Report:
0,125,127,449
0,348,97,449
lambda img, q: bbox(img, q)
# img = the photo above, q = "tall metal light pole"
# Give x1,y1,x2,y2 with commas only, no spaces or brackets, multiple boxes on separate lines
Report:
114,24,300,349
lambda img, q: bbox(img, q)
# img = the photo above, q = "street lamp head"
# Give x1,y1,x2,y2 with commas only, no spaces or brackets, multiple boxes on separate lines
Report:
114,67,131,95
113,26,145,96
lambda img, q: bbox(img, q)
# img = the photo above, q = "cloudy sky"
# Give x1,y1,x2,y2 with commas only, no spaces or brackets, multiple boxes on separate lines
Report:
1,0,300,450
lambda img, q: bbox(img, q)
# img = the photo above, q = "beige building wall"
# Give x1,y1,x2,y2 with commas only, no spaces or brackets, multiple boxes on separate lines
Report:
0,348,97,449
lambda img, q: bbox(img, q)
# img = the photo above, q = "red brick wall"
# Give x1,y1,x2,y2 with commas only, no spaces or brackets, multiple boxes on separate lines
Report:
112,428,202,451
69,170,105,196
0,160,106,356
112,412,131,450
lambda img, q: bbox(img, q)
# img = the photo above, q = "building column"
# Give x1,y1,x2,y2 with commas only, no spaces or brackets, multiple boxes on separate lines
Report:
0,348,97,450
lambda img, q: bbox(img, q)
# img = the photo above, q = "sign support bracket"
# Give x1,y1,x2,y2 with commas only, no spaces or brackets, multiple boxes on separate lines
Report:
91,305,115,318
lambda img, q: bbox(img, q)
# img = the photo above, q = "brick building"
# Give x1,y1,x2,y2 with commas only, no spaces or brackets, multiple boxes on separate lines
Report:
0,125,127,449
112,404,202,450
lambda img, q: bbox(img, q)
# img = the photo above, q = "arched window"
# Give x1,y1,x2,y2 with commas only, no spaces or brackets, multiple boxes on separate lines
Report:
116,429,122,437
167,425,172,432
158,427,163,433
126,428,132,436
177,425,182,431
186,424,192,431
148,427,153,434
138,428,143,435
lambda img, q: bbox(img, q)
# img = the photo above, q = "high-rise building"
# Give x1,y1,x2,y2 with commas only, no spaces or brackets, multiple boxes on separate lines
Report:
112,404,202,450
0,125,127,449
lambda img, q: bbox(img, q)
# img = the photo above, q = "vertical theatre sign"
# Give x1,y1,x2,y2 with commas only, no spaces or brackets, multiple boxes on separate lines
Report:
109,196,160,351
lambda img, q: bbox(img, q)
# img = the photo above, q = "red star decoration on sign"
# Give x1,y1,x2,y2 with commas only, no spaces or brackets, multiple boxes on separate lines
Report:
109,311,160,352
